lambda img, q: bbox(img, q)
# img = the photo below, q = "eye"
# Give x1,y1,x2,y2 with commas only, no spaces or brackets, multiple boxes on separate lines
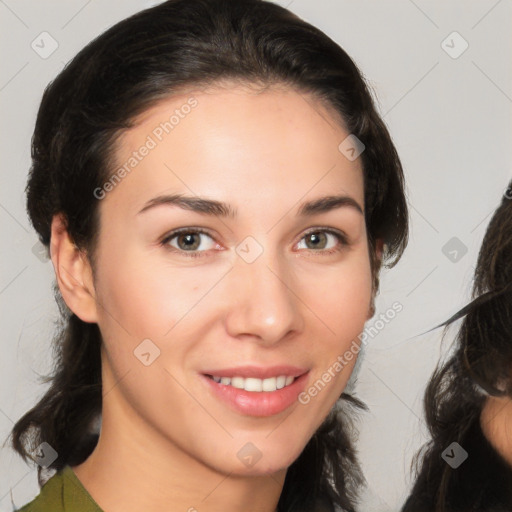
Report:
161,228,218,256
296,229,348,253
160,227,348,258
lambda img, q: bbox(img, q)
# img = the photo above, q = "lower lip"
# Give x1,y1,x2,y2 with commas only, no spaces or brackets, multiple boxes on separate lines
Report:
201,373,309,417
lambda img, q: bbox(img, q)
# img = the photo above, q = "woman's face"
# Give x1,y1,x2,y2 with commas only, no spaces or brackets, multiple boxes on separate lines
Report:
88,84,373,476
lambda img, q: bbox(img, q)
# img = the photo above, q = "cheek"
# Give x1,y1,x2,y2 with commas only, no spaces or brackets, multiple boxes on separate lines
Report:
301,252,373,338
297,251,372,404
95,239,373,359
93,247,218,340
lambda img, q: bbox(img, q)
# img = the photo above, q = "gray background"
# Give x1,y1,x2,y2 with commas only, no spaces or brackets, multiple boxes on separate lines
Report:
1,1,510,511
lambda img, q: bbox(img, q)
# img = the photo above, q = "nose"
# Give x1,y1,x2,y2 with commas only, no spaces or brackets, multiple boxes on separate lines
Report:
222,250,304,346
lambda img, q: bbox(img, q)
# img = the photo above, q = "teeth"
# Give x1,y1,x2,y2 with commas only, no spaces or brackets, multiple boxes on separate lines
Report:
231,376,245,389
262,377,276,392
210,375,296,392
244,378,263,392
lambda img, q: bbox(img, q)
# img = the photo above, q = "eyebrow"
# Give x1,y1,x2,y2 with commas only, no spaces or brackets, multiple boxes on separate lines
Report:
137,193,363,217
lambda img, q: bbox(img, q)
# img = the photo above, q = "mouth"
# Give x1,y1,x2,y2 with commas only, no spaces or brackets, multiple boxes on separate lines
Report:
205,374,296,392
200,366,309,417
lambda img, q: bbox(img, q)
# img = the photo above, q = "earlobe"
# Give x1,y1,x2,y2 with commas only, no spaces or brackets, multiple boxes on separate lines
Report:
368,238,384,319
50,214,98,323
367,297,376,319
375,239,384,264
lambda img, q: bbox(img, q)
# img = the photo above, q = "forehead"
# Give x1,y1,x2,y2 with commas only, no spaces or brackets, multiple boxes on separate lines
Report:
105,84,364,217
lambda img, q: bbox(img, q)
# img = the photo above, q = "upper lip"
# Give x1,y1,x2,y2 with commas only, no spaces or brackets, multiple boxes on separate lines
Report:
202,365,309,379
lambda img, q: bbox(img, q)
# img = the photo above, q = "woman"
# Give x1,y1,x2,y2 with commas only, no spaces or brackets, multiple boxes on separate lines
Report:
403,182,512,511
7,0,408,511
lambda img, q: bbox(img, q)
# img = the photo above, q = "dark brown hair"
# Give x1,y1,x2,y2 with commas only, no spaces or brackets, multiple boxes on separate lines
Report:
403,182,512,512
7,1,408,510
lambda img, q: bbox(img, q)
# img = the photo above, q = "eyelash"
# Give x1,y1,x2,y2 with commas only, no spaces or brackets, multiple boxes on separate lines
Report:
159,227,349,259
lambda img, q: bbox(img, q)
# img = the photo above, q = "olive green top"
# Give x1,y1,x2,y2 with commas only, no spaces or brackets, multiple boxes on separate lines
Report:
15,466,338,511
16,466,103,512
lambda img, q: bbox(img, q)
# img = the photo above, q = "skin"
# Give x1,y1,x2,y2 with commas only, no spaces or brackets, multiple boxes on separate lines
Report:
51,83,378,512
481,396,512,466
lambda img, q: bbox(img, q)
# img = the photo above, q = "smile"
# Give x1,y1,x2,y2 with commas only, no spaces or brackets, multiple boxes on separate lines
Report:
207,375,296,392
201,366,309,417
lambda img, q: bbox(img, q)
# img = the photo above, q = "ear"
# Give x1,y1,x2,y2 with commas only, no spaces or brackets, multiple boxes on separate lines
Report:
368,238,385,319
49,214,98,323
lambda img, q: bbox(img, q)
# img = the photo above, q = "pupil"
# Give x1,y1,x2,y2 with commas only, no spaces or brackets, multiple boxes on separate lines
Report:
307,232,326,249
179,233,199,250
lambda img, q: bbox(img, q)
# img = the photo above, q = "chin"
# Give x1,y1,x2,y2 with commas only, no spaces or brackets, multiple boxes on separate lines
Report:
247,441,307,476
224,456,296,478
200,436,306,478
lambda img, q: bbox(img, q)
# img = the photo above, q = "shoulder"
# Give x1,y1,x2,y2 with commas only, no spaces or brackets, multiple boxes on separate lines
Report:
16,468,66,512
15,466,103,512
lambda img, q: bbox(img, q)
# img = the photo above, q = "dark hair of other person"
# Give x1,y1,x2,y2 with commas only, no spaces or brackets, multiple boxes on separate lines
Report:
403,181,512,512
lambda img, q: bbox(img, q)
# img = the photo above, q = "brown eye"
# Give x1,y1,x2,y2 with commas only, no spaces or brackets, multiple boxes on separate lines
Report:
305,232,328,249
176,233,201,251
162,229,217,254
296,229,348,253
